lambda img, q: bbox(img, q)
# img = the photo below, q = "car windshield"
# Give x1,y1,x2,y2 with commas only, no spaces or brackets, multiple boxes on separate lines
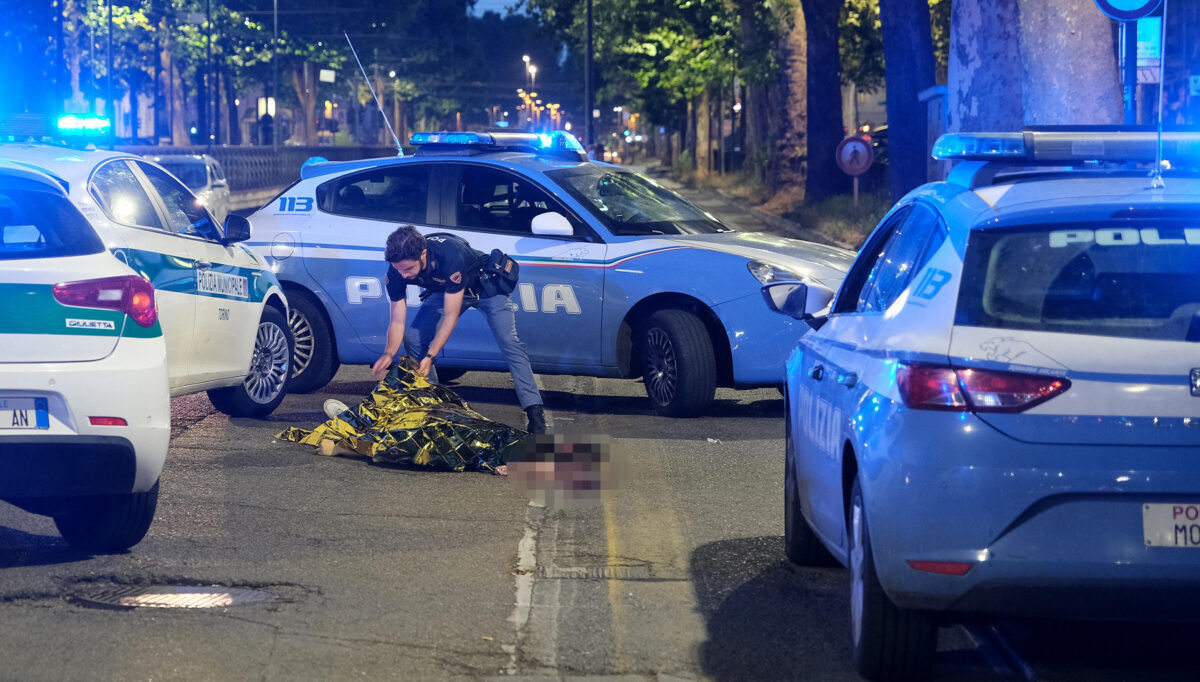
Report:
156,160,208,190
956,221,1200,342
546,166,730,235
0,184,106,261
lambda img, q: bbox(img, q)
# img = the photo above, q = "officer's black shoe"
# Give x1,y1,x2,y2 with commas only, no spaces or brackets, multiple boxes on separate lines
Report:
525,405,550,434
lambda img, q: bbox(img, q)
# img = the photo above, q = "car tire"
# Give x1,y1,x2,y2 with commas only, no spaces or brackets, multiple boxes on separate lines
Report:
639,309,716,417
208,306,293,417
849,476,936,681
53,480,159,552
286,292,339,394
785,448,835,566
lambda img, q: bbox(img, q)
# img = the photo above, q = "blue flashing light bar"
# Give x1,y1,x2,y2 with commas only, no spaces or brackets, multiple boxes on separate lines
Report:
57,114,111,136
410,130,587,160
933,130,1200,164
410,132,493,145
932,133,1025,161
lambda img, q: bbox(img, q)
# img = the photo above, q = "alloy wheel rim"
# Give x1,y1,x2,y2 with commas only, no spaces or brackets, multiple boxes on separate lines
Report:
644,328,677,405
288,308,314,379
244,321,290,403
850,497,865,646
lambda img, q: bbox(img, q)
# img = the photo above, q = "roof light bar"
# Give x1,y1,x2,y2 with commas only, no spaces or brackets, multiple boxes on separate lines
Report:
933,130,1200,163
410,130,587,160
410,132,493,145
932,133,1025,160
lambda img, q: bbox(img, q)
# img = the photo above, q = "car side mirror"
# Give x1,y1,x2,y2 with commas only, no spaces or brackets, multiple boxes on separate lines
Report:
531,211,573,237
762,282,835,321
223,214,251,244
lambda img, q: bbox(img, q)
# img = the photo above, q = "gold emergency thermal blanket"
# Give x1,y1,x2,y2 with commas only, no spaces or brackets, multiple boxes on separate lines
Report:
275,360,526,474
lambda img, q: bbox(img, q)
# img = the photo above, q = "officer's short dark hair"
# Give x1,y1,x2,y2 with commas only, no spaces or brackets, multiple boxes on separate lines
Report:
385,225,425,263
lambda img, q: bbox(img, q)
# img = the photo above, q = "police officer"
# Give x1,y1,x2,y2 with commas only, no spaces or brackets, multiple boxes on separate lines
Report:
370,225,549,434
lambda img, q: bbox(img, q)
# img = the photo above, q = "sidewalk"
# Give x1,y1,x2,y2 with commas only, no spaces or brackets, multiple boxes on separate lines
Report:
629,162,853,250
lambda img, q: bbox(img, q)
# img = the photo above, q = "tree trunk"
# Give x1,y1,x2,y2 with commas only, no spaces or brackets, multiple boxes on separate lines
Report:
686,98,696,169
224,65,241,145
63,0,85,111
165,50,188,146
697,89,712,178
1017,0,1120,125
947,0,1023,133
292,63,319,146
772,0,807,194
805,0,850,200
196,67,208,144
879,0,937,201
127,70,140,143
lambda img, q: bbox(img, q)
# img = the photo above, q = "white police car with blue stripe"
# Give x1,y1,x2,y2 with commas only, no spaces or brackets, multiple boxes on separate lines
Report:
248,131,853,416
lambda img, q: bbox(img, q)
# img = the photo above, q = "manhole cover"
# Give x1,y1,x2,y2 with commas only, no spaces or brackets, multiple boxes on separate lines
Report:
71,584,278,609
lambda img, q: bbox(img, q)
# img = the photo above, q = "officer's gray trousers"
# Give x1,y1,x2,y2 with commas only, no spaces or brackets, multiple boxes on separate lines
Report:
403,292,543,410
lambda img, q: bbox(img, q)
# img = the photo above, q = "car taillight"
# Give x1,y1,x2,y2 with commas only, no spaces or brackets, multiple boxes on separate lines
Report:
897,364,1069,413
52,275,158,328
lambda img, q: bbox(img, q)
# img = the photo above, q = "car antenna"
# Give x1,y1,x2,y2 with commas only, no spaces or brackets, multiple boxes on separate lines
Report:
1151,0,1168,189
344,31,404,157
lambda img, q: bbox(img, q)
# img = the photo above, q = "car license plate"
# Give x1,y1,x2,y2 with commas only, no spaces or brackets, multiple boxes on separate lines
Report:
1143,503,1200,548
0,398,49,429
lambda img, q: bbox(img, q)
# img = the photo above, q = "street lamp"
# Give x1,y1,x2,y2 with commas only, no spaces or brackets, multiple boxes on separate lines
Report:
527,64,537,91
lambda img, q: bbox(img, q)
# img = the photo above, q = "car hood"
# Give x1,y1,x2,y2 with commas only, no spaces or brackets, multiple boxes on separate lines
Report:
663,232,856,286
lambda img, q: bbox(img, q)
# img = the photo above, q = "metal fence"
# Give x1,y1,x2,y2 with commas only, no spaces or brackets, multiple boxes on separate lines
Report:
117,145,401,193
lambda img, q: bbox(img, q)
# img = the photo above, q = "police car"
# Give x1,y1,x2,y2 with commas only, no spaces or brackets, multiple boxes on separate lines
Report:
0,144,292,417
777,131,1200,679
248,131,853,416
0,163,168,550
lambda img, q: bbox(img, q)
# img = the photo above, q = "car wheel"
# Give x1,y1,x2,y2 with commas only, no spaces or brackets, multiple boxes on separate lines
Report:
849,476,936,681
53,480,159,552
640,309,716,417
287,292,339,394
785,448,835,566
208,306,293,417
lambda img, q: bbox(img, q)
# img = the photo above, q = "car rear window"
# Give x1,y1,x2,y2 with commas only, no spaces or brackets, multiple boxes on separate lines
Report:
956,222,1200,342
156,160,208,191
0,186,105,261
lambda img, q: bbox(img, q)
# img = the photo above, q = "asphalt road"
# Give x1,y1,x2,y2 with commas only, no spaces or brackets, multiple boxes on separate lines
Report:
3,173,1199,681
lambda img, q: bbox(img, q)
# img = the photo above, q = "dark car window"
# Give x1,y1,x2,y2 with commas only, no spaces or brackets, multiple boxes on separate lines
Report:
136,162,219,239
455,166,557,235
89,160,164,230
546,165,730,235
856,204,946,313
0,185,105,260
957,221,1200,342
321,165,431,224
156,159,208,191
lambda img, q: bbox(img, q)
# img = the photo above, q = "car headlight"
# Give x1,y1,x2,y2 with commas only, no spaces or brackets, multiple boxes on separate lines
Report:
747,259,804,285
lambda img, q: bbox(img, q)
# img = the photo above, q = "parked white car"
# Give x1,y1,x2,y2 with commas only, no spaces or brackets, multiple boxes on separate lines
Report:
0,162,168,550
150,154,231,223
0,144,292,417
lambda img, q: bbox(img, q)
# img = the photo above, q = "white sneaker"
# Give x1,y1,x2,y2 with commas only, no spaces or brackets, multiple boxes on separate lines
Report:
323,399,350,420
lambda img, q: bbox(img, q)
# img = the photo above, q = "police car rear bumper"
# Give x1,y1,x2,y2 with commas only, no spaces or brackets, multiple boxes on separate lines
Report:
0,435,137,498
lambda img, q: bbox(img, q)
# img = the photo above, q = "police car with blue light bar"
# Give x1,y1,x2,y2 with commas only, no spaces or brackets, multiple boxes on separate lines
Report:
775,130,1200,680
247,130,854,416
0,143,293,418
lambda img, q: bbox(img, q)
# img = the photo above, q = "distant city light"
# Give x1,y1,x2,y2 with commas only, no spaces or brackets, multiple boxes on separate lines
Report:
389,70,396,78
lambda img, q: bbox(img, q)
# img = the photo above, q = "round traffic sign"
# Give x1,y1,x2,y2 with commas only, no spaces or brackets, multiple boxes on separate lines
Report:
1094,0,1162,21
835,136,874,176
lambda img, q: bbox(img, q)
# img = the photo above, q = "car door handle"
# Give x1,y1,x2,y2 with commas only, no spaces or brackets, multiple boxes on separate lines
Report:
837,372,858,388
194,260,212,270
809,365,825,381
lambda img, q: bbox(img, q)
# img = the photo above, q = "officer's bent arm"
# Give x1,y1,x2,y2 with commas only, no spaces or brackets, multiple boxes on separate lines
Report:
382,297,408,358
425,289,464,358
